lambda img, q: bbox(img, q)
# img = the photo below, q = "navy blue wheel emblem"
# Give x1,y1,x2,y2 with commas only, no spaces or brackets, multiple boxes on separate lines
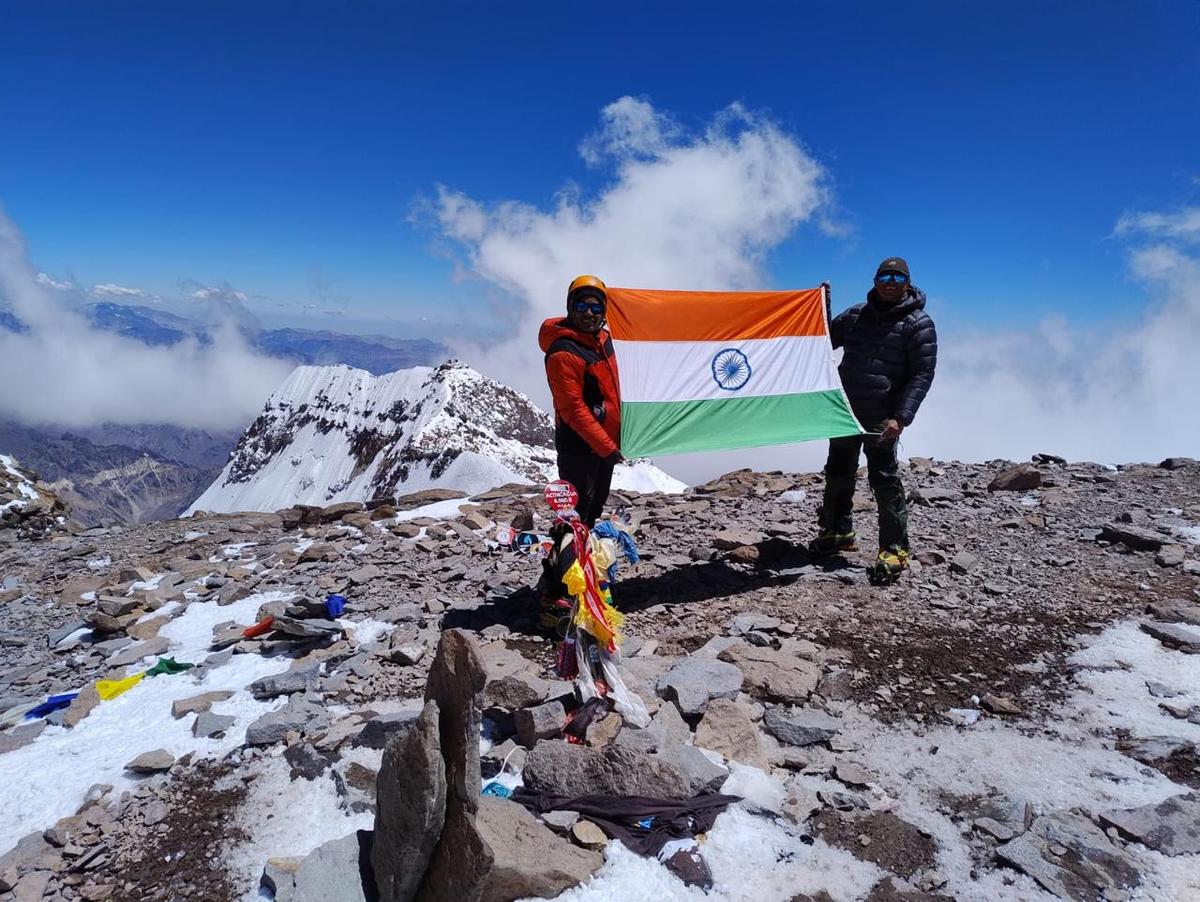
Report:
711,348,752,391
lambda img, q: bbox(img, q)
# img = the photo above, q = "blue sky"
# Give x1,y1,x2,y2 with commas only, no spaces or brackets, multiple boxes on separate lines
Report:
1,1,1197,339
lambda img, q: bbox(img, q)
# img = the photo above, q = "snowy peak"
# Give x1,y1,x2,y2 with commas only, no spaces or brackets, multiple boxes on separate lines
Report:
0,453,69,537
189,361,550,513
188,360,684,514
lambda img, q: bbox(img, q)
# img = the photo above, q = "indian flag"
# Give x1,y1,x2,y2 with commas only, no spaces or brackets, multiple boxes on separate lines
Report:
606,286,863,457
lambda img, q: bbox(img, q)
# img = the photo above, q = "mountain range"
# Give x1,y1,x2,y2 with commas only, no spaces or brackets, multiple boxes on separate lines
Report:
0,299,450,524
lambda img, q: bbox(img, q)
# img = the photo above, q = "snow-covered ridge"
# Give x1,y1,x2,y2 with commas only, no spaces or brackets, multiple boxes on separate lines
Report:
0,453,40,515
188,360,683,514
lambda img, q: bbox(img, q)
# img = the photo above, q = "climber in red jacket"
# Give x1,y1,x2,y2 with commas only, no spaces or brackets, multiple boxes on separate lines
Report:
538,274,623,527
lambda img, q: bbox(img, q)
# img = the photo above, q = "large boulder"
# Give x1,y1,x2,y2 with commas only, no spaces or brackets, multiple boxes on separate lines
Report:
694,698,768,768
373,701,446,902
474,797,602,901
415,630,490,901
291,831,374,902
717,642,819,704
988,463,1042,492
657,656,743,716
1099,794,1200,856
762,707,840,747
994,813,1138,901
523,740,689,799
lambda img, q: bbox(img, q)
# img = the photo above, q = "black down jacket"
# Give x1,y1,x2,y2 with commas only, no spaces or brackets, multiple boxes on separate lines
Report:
830,286,937,428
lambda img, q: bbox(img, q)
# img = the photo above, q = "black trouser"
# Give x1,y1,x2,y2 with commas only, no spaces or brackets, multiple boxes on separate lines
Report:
819,431,909,551
557,452,615,527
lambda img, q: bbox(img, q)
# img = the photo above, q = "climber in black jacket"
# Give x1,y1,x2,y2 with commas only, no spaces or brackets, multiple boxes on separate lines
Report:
811,256,938,584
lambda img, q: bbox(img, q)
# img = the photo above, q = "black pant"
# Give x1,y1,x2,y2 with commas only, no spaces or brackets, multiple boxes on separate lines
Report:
819,432,909,551
557,452,615,527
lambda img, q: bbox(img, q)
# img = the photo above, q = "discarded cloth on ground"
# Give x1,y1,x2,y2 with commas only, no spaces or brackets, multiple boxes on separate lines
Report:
511,791,740,857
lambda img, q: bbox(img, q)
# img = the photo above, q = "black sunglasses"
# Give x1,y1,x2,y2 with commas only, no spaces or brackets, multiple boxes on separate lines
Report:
572,300,605,314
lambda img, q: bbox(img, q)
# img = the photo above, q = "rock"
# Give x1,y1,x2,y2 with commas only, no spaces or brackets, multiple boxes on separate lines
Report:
1159,457,1199,470
124,749,174,773
712,528,763,550
249,664,320,699
949,551,978,575
541,811,579,834
782,785,822,825
357,710,422,750
377,603,423,623
570,820,608,851
1147,599,1200,626
584,712,623,749
390,640,428,666
994,813,1138,901
694,698,767,768
1140,621,1200,654
834,761,873,787
1099,523,1167,552
474,796,602,902
1145,680,1184,698
729,613,781,635
974,817,1016,842
1156,545,1186,568
291,831,372,902
654,742,728,795
193,711,235,738
47,619,89,648
515,700,565,748
12,871,51,902
172,691,234,718
142,800,170,827
1099,793,1200,856
373,701,446,902
909,486,965,505
271,615,343,639
417,629,489,901
988,464,1042,492
657,656,743,715
717,642,819,704
482,673,549,711
348,564,381,585
260,857,302,902
246,697,327,746
1118,735,1194,765
62,684,101,728
763,707,840,747
523,740,688,798
981,693,1023,715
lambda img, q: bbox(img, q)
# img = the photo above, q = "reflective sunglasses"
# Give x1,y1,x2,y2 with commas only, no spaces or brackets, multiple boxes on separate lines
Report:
572,300,605,314
876,272,909,284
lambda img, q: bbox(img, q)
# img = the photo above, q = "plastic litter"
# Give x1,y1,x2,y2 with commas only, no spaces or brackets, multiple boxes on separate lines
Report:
242,616,275,638
325,594,347,618
481,782,512,798
95,672,145,701
144,657,194,677
24,692,79,720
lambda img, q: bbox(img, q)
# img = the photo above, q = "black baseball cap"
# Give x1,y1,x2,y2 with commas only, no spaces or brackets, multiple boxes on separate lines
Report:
875,257,910,278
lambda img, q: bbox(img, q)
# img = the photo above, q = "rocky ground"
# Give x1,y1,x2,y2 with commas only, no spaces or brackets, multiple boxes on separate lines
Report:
0,455,1199,901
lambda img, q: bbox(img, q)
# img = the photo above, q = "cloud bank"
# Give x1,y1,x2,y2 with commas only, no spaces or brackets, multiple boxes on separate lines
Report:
434,97,835,400
433,98,1197,481
0,208,291,431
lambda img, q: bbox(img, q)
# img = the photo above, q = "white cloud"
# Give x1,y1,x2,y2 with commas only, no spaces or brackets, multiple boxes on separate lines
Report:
434,97,835,405
578,96,681,165
429,97,1198,480
0,207,291,431
189,285,248,302
35,272,74,291
906,217,1200,466
1114,206,1200,241
90,282,156,300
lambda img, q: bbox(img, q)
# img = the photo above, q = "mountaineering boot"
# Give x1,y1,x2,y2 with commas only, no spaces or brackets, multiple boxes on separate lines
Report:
867,547,910,585
808,529,858,556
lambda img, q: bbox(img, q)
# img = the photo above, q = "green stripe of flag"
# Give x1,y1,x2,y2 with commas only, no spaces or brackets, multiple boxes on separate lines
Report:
621,390,861,457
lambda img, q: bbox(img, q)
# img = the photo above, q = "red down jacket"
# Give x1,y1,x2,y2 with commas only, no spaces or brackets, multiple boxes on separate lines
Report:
539,317,621,459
